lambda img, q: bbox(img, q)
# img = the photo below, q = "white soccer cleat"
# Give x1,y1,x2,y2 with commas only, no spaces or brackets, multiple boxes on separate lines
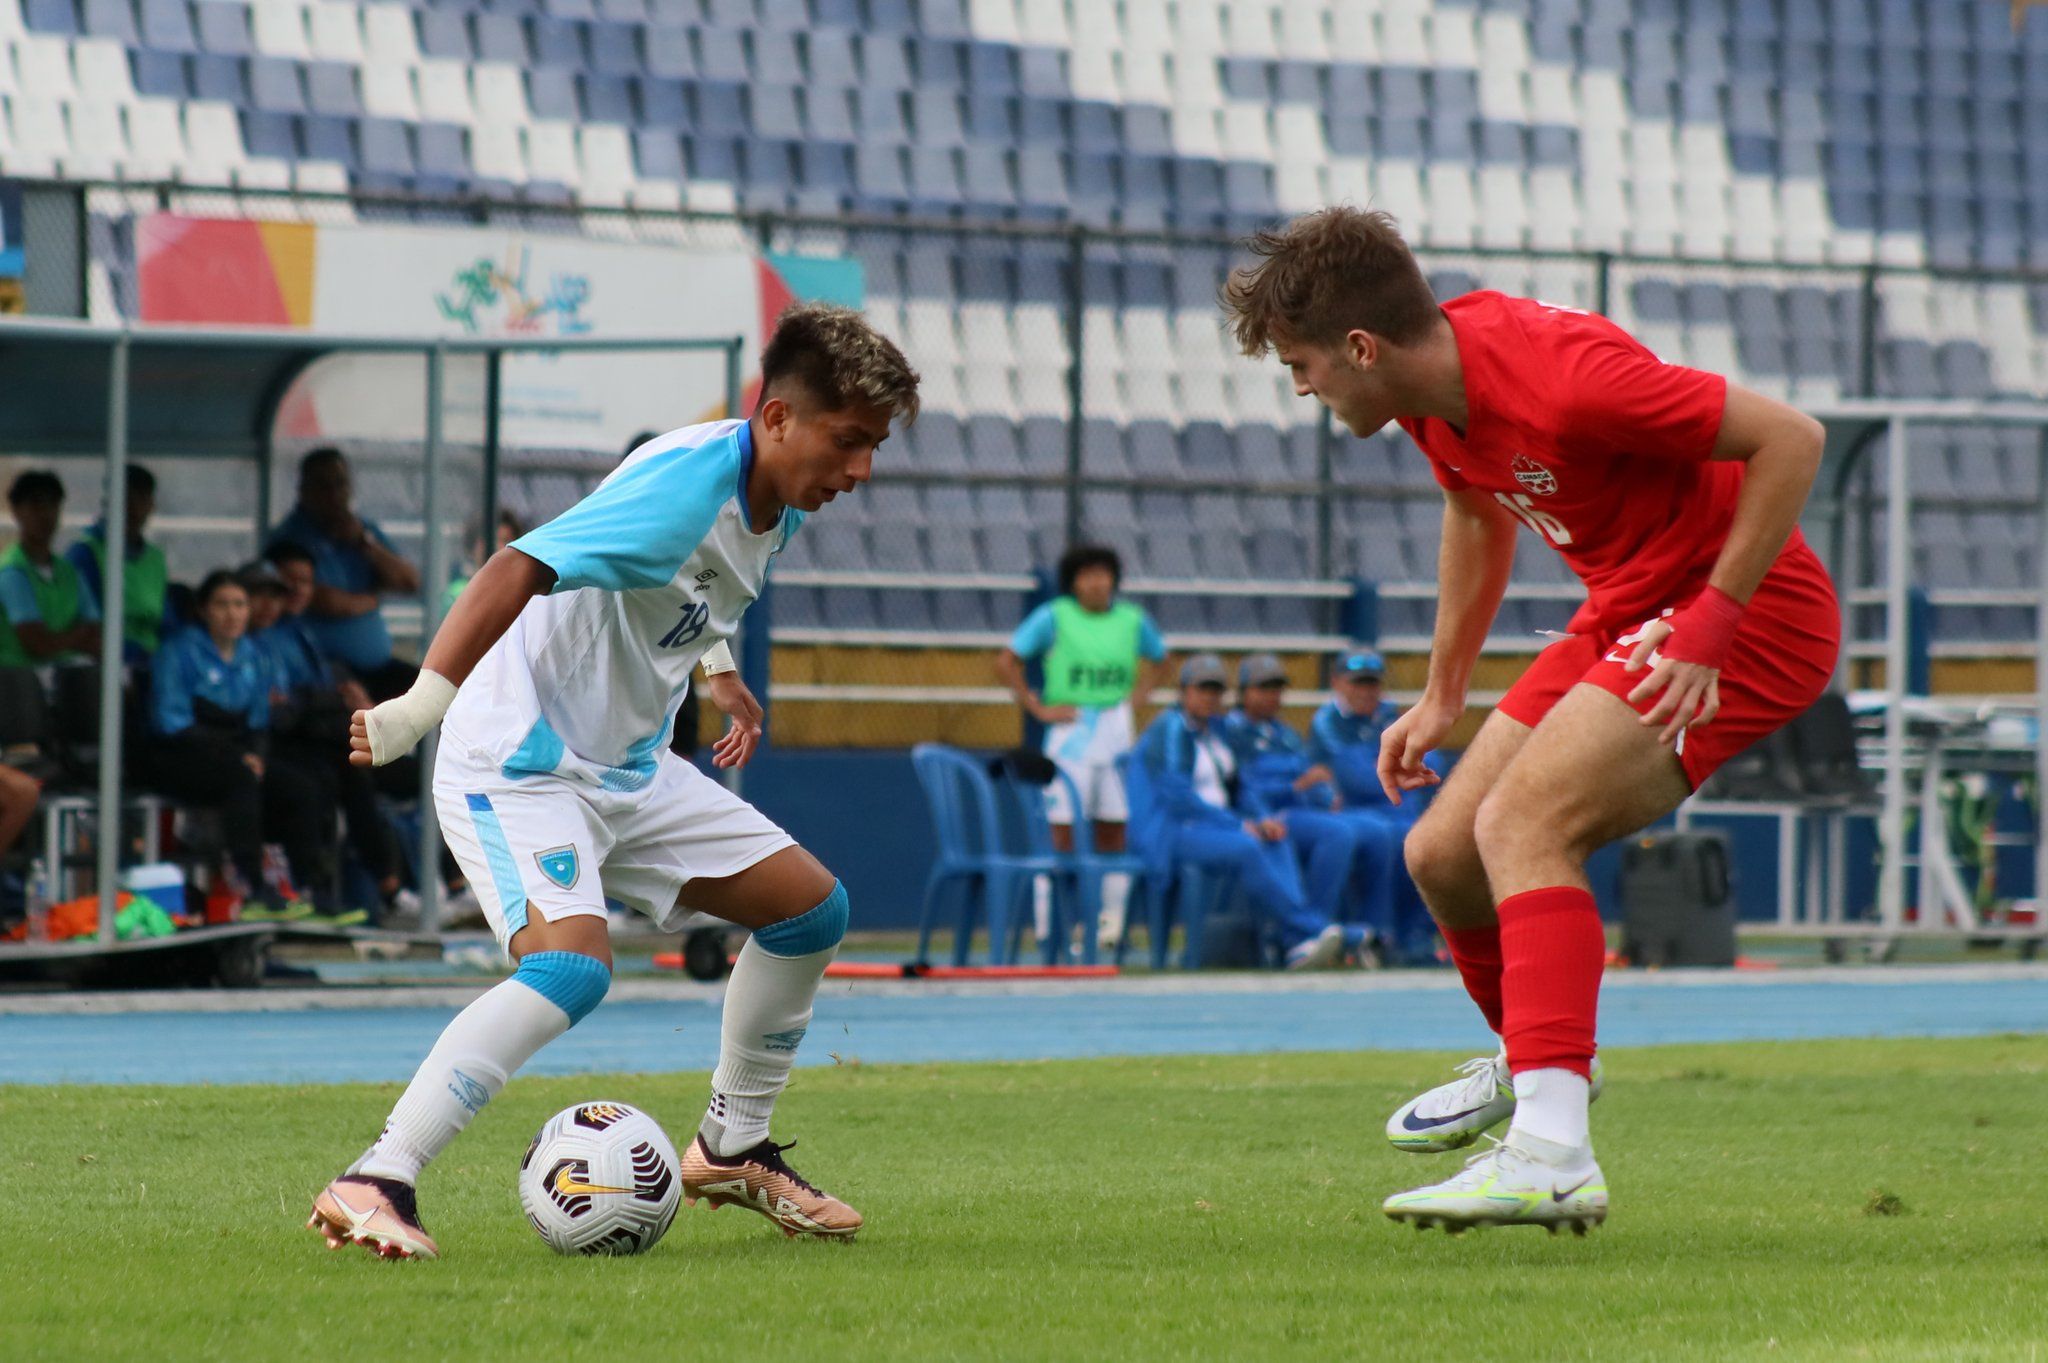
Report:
1381,1135,1608,1235
1284,923,1346,970
1386,1050,1603,1153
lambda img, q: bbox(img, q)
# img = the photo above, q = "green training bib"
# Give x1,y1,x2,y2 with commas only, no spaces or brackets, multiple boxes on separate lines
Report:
1040,597,1147,709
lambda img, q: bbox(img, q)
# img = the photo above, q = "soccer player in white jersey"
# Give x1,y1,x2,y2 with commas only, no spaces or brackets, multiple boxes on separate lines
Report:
307,304,920,1260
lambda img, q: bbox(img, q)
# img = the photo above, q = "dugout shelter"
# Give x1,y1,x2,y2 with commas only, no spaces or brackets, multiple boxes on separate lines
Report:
0,317,745,984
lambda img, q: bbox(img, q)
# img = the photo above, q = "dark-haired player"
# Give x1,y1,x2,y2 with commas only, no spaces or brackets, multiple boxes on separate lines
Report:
309,303,921,1259
1224,208,1837,1233
996,544,1170,950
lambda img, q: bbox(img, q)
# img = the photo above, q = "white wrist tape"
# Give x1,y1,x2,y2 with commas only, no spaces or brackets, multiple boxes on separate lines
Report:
362,670,459,766
700,640,737,676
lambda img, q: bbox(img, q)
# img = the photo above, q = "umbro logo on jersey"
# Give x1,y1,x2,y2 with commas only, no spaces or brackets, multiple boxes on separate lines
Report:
1512,453,1558,496
692,568,720,594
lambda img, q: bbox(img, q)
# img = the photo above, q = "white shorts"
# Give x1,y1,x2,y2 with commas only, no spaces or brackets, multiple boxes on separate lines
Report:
1042,702,1135,825
434,740,795,944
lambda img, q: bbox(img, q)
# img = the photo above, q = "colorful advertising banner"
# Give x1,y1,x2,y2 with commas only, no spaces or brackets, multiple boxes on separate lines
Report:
134,215,860,451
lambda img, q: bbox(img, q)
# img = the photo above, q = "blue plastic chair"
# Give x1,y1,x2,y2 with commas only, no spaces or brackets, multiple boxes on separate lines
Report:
995,766,1150,966
909,744,1074,966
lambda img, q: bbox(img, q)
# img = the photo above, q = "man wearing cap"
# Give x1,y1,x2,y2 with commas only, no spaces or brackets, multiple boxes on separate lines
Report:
1219,653,1388,963
243,559,387,924
1308,648,1434,957
1127,653,1347,970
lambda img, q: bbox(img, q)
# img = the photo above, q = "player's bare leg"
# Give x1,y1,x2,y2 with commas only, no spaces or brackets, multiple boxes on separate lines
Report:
1403,706,1533,933
1475,685,1693,902
675,845,863,1239
1385,711,1552,1151
1387,685,1690,1231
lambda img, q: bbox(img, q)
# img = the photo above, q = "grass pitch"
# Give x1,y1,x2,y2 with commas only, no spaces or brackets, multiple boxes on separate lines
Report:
5,1036,2048,1362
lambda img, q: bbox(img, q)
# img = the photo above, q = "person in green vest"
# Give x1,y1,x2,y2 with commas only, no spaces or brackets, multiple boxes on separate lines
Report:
996,544,1171,950
66,462,170,665
0,470,100,668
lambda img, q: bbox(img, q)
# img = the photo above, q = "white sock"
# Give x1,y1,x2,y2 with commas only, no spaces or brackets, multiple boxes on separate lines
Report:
1099,871,1130,943
1031,873,1053,941
702,928,838,1157
350,976,575,1183
1507,1067,1592,1153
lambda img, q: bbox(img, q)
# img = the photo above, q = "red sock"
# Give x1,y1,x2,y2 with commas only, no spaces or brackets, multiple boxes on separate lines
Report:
1496,886,1605,1079
1441,924,1504,1034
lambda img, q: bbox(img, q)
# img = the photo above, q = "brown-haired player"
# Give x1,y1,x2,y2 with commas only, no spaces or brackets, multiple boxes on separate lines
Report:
1224,208,1838,1234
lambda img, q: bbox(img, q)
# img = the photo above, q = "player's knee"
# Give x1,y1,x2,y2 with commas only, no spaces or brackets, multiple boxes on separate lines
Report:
1470,789,1520,872
1403,816,1470,897
514,949,611,1025
754,878,849,959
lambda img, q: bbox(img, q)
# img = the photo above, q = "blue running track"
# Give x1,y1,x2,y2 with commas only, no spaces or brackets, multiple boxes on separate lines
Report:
3,970,2046,1086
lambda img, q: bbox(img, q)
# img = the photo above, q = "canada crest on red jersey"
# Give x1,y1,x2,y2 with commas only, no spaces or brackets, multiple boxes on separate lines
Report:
1511,453,1558,496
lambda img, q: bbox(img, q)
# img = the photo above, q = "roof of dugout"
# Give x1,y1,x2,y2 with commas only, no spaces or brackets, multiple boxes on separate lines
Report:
0,316,745,460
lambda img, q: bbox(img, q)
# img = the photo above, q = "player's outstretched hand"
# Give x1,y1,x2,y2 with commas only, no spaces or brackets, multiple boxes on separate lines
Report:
1623,618,1722,746
1377,698,1457,804
705,671,765,770
348,672,459,767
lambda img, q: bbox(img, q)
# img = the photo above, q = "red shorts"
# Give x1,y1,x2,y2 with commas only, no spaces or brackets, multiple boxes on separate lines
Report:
1496,545,1841,789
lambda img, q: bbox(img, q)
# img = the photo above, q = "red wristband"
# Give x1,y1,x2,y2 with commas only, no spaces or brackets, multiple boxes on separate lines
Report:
1659,586,1745,669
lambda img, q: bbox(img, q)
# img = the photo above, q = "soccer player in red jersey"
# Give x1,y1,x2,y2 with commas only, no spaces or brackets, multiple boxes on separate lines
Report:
1223,208,1838,1233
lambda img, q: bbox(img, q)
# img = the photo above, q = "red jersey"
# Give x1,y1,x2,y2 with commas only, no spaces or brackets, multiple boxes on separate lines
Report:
1396,291,1816,635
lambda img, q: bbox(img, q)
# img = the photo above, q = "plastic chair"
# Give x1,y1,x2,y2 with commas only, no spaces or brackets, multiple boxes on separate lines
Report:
995,765,1149,966
909,744,1073,966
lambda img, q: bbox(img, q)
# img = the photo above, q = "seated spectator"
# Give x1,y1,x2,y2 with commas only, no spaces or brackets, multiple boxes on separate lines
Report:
1221,653,1393,962
444,509,526,613
269,542,479,924
66,462,172,665
1127,653,1348,970
1,470,100,667
146,569,336,920
260,544,373,715
1307,648,1436,958
0,762,37,862
265,448,421,700
244,559,390,922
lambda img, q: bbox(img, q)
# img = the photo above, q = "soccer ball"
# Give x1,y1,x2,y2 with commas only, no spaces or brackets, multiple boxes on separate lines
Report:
518,1101,682,1256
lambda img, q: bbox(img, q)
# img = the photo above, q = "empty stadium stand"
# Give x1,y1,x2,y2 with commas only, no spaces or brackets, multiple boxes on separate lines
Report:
3,0,2043,655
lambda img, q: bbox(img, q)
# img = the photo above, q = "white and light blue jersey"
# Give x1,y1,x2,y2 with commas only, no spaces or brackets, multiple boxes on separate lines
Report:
441,418,803,793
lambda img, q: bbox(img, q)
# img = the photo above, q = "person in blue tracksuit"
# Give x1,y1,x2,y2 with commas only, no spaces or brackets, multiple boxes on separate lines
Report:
1127,653,1347,969
146,568,334,916
1220,652,1395,961
1305,647,1437,958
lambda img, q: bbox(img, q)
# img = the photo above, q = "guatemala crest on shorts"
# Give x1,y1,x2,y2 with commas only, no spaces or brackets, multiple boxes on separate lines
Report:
535,845,580,890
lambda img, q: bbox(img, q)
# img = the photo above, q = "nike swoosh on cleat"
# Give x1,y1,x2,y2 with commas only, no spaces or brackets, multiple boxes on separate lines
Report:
1400,1103,1492,1132
1552,1177,1593,1202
